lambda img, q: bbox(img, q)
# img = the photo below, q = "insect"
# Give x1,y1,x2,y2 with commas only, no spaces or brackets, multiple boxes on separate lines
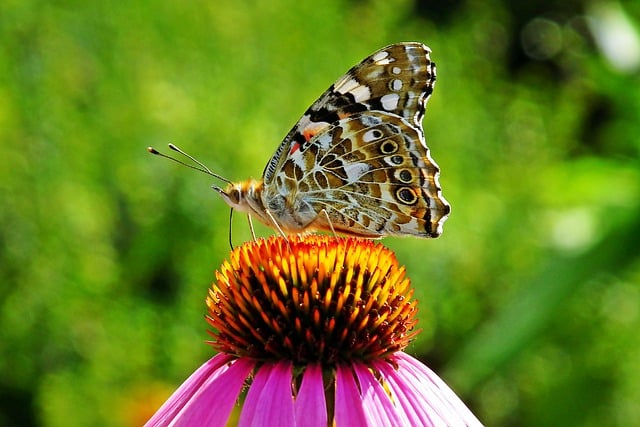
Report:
150,42,450,239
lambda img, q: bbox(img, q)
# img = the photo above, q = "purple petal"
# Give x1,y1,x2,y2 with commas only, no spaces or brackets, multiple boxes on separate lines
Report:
239,361,296,427
334,364,368,425
374,359,440,425
145,354,254,427
145,353,233,426
397,352,481,424
294,364,327,427
352,362,408,426
375,352,483,426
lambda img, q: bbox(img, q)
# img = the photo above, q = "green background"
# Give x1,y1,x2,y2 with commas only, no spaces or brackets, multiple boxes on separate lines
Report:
1,0,639,425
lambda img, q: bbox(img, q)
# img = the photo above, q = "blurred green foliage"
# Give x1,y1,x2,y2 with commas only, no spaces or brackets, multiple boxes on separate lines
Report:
1,0,639,425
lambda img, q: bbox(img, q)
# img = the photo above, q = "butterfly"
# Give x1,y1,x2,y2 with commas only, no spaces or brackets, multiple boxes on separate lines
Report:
151,42,450,239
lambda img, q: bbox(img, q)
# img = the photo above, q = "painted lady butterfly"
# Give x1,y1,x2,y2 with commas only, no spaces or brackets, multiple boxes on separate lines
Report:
151,42,450,238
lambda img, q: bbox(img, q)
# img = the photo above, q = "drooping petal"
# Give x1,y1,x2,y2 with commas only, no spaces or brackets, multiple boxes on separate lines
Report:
144,353,232,427
145,353,254,427
294,364,327,427
239,361,296,427
374,359,440,426
238,362,273,426
334,364,368,426
172,358,255,427
377,352,483,426
352,362,408,426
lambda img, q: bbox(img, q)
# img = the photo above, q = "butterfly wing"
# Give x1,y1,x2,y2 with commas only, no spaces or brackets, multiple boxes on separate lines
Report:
263,42,436,184
261,42,449,238
275,111,450,237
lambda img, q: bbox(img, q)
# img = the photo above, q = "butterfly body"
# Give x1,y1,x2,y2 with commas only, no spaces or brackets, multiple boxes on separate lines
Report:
219,42,450,238
220,179,319,234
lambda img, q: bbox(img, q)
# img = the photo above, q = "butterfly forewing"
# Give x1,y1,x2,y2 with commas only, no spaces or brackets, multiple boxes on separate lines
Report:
263,42,436,183
329,42,435,128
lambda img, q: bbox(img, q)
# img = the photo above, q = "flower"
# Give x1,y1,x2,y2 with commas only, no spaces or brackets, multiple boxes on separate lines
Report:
146,235,482,426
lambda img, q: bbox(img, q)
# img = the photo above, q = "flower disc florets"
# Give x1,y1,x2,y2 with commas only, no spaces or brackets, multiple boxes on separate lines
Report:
206,235,419,364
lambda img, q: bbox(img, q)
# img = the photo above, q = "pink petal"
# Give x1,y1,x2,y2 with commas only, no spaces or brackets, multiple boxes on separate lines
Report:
377,352,483,426
294,364,327,427
334,364,368,426
145,354,255,427
239,361,296,427
352,362,408,426
374,359,441,426
145,353,236,427
172,357,254,427
398,353,481,424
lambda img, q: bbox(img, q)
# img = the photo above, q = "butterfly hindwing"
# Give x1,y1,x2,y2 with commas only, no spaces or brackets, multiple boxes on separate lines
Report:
274,111,449,237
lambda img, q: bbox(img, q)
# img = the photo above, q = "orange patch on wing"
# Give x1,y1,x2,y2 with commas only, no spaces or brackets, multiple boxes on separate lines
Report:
302,128,317,141
302,122,331,142
290,122,331,154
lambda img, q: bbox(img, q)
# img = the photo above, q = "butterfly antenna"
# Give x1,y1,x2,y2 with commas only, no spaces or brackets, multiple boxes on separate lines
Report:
147,144,233,185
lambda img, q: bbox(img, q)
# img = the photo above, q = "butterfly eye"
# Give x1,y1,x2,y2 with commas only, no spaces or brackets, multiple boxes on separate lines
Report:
227,188,241,203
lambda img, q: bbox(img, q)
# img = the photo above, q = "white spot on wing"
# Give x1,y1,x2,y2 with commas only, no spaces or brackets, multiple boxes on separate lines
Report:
360,114,382,127
291,149,305,168
392,66,402,74
343,162,370,183
413,111,422,127
335,77,359,93
392,79,402,91
380,93,400,111
363,129,381,142
350,84,371,102
296,115,312,130
335,78,371,102
316,133,332,150
372,50,390,62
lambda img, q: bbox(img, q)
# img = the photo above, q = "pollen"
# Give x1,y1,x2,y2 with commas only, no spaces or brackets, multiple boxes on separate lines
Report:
206,235,419,364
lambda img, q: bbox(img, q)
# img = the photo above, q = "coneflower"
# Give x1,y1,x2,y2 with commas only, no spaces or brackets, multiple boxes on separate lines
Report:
146,235,482,426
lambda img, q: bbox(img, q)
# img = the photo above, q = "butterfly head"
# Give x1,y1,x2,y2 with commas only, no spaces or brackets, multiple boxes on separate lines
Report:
216,179,265,215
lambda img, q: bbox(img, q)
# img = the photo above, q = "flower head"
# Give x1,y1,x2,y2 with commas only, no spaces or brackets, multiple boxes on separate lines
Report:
207,235,417,363
146,235,482,426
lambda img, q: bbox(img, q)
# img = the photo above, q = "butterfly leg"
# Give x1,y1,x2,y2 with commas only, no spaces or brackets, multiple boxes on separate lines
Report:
247,214,257,241
264,209,289,241
228,208,235,250
321,209,338,238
